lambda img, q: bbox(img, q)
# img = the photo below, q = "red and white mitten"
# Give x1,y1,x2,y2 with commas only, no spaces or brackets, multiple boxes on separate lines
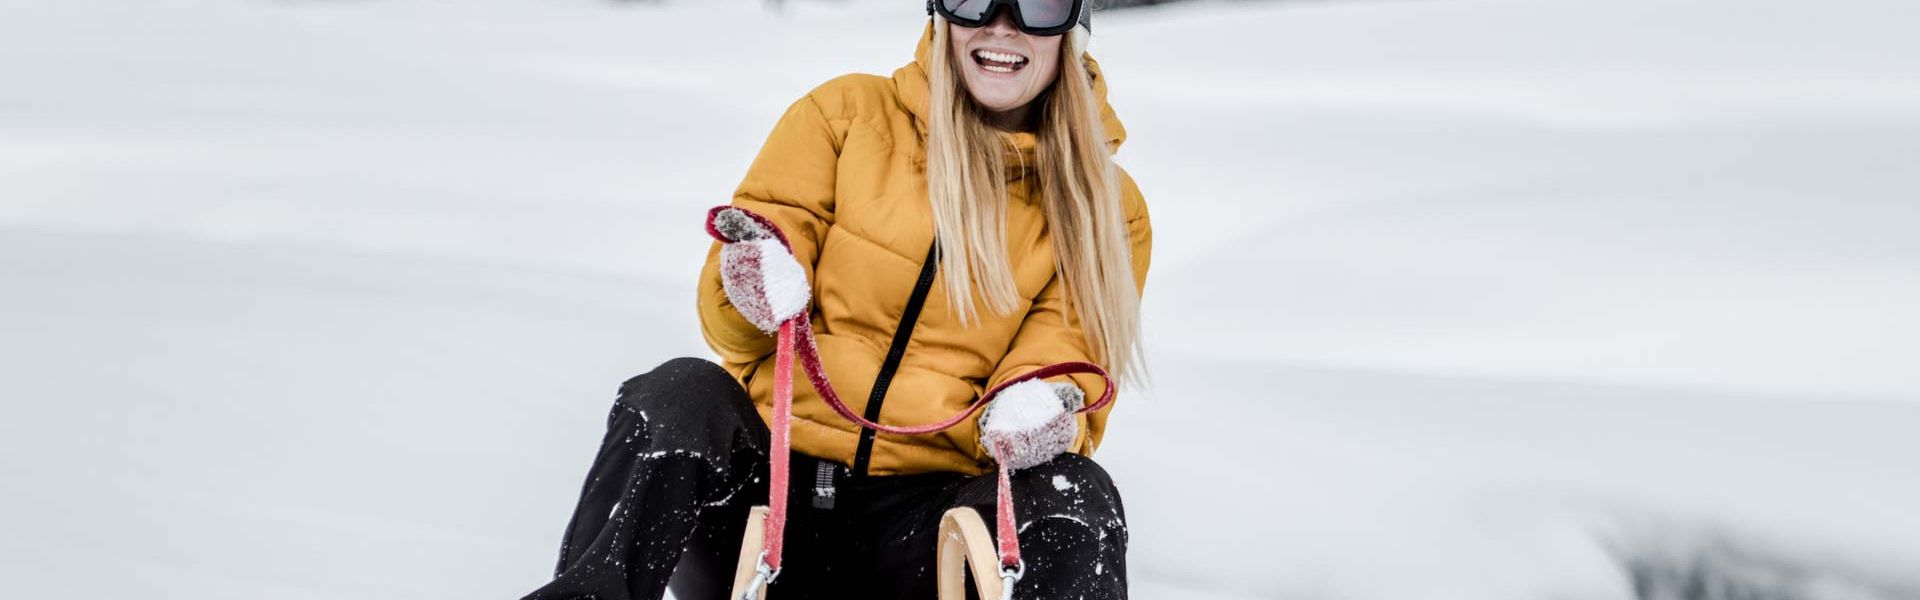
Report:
711,207,810,333
980,380,1085,470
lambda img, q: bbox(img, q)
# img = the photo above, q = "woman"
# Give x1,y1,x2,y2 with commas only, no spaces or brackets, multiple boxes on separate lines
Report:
524,1,1150,598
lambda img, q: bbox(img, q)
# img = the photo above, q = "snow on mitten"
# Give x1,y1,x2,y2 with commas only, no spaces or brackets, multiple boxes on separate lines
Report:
712,208,810,333
980,380,1085,470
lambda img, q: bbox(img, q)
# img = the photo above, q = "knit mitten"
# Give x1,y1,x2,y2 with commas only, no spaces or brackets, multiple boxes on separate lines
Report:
712,207,810,333
980,380,1085,470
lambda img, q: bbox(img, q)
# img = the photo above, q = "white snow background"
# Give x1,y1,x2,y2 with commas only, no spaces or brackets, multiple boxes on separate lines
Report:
2,0,1917,598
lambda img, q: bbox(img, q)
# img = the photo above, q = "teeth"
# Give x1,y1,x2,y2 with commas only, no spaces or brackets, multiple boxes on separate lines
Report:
973,49,1027,65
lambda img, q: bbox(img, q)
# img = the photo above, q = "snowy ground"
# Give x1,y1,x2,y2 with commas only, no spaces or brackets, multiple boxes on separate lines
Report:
2,0,1916,598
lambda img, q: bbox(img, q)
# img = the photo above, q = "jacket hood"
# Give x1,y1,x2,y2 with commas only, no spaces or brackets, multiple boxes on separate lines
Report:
891,20,1128,175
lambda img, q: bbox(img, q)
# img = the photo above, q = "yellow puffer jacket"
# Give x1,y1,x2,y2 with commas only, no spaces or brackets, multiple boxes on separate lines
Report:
698,22,1152,476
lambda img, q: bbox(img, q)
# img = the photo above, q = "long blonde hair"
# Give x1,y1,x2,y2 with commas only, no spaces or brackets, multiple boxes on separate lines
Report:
927,18,1145,383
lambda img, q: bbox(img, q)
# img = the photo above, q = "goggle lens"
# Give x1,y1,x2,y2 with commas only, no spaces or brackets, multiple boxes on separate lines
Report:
942,0,993,22
1015,0,1075,30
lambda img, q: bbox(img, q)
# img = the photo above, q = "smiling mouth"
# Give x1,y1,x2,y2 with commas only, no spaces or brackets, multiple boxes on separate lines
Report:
972,48,1029,74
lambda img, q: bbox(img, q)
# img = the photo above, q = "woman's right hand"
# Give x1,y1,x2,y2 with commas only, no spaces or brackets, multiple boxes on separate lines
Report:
710,207,812,333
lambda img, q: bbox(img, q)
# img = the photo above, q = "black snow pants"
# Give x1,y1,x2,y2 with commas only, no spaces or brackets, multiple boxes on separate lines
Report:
522,357,1129,600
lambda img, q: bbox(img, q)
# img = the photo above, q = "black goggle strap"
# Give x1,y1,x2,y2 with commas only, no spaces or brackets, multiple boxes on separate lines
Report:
925,0,1091,33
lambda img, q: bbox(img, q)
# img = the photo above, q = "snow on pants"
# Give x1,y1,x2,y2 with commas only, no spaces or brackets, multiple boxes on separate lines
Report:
521,357,1129,600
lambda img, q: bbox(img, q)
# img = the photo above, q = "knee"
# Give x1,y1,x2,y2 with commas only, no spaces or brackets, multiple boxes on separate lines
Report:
607,357,766,458
1020,454,1119,500
614,357,749,416
620,356,732,392
1014,454,1127,538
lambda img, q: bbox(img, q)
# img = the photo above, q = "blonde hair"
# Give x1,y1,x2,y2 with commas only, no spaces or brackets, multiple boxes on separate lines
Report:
927,18,1145,383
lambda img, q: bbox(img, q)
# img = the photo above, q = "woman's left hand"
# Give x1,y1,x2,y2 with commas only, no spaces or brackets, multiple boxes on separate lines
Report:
980,379,1085,470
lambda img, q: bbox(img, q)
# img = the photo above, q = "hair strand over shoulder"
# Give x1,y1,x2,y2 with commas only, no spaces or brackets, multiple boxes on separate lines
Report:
927,18,1145,385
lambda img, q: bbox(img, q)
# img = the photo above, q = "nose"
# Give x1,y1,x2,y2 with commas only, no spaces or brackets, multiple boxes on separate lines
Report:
982,8,1018,35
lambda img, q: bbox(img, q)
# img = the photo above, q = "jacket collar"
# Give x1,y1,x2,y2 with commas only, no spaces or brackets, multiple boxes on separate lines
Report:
891,21,1128,179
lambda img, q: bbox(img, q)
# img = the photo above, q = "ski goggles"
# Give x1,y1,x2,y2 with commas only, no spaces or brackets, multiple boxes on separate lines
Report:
927,0,1087,37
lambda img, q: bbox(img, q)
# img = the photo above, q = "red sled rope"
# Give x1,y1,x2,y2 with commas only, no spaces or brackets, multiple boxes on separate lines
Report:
708,206,1114,599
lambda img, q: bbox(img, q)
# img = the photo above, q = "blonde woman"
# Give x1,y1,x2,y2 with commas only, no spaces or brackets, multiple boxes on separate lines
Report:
524,2,1150,598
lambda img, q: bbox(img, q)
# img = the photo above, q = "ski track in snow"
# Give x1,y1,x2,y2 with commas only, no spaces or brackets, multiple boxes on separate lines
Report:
2,0,1917,598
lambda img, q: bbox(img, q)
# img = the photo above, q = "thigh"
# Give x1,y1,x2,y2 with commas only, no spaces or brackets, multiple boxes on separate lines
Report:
951,454,1126,531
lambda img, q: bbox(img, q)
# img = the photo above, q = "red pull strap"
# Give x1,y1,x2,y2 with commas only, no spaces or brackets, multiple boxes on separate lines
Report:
763,321,796,572
996,455,1023,571
790,314,1114,434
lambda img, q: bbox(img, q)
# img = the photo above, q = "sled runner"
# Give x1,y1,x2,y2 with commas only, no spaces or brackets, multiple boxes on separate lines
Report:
936,507,1011,600
710,206,1114,600
728,507,772,600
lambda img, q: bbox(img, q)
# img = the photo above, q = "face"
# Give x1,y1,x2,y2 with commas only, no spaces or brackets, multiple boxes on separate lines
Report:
947,11,1064,116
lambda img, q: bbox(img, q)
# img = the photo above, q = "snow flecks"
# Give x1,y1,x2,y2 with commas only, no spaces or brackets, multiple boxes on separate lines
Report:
626,447,742,506
1052,475,1075,492
703,479,744,507
637,449,706,461
982,381,1073,433
1018,513,1093,535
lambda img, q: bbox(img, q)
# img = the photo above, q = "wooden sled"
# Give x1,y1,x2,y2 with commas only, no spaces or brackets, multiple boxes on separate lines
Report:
728,506,1004,600
936,506,1006,600
729,507,772,600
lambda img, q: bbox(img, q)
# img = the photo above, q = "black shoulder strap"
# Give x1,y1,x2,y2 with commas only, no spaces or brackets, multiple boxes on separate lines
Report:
850,240,941,477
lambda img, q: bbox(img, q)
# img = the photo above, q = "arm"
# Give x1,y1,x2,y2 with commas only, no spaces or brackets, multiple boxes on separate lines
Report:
982,168,1153,457
698,93,844,368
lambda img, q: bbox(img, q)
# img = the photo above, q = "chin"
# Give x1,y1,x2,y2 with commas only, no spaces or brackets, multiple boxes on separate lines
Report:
967,88,1025,112
978,98,1021,112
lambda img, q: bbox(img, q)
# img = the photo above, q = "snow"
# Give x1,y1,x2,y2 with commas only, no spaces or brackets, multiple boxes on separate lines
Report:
2,0,1917,599
983,381,1073,432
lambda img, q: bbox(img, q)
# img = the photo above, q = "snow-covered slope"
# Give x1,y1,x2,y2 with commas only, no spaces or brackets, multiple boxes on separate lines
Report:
2,0,1915,598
